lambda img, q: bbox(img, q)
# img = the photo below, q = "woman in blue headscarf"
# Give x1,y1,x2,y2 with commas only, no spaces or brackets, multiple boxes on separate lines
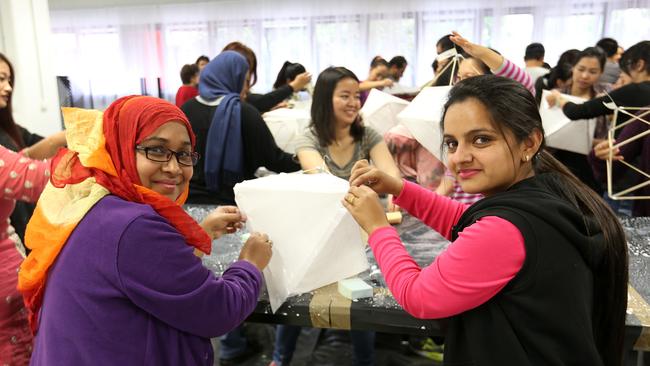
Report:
182,51,300,205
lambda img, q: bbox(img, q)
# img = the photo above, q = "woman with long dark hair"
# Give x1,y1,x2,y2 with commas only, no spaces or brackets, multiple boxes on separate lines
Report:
272,67,401,366
344,75,628,366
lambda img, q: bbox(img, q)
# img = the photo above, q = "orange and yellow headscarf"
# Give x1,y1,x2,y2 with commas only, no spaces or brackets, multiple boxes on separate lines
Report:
18,96,211,333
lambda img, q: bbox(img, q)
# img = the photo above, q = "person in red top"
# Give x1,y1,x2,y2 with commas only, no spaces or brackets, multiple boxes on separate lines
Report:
175,63,199,108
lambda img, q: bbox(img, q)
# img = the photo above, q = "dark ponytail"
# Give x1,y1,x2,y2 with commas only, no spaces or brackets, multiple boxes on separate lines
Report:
273,61,306,90
442,75,628,366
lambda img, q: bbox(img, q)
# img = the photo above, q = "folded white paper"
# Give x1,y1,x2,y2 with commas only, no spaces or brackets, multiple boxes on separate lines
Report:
234,173,369,312
262,107,311,154
397,86,452,160
539,90,596,155
360,89,410,135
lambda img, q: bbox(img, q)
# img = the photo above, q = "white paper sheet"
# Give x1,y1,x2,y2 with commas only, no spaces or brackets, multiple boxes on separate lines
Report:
360,88,410,135
234,173,369,312
397,86,452,160
539,90,596,155
262,107,311,154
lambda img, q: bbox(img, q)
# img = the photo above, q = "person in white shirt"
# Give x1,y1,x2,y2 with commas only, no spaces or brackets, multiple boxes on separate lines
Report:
524,43,550,83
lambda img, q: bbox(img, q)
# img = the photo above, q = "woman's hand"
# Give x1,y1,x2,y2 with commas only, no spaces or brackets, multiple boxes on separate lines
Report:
449,31,503,71
546,90,567,108
349,159,403,196
449,31,485,59
200,206,246,240
381,78,394,88
386,194,399,212
593,140,623,161
342,185,390,234
238,232,273,271
289,72,312,92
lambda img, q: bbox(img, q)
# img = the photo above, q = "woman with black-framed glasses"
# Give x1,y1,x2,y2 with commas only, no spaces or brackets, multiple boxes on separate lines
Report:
135,145,200,167
21,95,274,365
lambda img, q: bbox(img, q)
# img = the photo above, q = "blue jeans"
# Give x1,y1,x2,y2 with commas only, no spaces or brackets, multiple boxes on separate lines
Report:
273,325,375,366
219,326,248,360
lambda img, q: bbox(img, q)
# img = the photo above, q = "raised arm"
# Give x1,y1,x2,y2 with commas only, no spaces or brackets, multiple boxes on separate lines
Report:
450,32,535,95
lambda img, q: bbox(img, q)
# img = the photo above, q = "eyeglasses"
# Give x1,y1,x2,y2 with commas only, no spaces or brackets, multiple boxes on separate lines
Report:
135,146,200,167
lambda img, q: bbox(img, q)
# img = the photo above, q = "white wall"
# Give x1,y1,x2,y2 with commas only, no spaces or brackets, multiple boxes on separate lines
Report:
0,0,62,137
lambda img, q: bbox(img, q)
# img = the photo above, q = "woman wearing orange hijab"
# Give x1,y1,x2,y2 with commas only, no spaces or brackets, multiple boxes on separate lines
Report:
20,96,272,365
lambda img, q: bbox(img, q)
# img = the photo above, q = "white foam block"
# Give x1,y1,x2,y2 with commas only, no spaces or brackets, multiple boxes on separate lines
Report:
338,277,374,300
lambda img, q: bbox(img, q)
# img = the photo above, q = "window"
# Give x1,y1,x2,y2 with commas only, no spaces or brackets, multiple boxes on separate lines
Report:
314,16,364,78
498,12,534,64
260,18,311,91
607,8,650,48
368,15,416,85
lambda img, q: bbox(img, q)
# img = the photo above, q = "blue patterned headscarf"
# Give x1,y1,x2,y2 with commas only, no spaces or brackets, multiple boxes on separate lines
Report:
199,51,249,191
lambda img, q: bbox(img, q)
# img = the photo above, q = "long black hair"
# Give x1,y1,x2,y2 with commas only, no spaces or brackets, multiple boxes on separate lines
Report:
0,52,24,149
619,40,650,75
441,75,628,366
310,67,364,147
273,61,306,89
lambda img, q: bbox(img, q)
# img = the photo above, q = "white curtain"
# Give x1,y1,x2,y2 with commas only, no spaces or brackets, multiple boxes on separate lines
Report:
48,0,650,109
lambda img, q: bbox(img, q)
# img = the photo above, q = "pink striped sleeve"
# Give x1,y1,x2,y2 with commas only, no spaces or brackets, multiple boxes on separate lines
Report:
368,216,525,319
393,180,468,239
494,58,535,96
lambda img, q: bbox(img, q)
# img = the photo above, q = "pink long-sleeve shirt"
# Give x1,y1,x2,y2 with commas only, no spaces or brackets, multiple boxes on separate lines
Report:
368,180,525,319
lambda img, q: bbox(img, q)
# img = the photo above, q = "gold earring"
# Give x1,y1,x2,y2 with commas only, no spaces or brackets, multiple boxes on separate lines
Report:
525,155,530,162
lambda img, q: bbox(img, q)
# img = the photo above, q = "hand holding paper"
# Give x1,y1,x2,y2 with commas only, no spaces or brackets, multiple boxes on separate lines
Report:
539,90,596,154
234,173,369,312
349,159,404,197
342,185,390,235
200,206,246,239
239,232,273,271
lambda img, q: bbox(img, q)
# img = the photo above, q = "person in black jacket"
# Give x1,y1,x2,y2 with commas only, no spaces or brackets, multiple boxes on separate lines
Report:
343,75,628,366
181,51,299,206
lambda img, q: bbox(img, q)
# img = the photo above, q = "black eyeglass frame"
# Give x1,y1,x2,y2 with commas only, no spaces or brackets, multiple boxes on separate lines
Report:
135,146,200,167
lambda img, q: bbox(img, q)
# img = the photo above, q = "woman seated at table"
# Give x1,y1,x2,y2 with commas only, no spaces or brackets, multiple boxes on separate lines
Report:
343,75,628,366
359,56,393,105
272,66,401,366
182,51,300,205
20,95,273,365
295,66,400,208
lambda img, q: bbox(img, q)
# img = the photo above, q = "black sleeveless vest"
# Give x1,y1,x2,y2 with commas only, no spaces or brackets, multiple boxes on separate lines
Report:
443,174,606,366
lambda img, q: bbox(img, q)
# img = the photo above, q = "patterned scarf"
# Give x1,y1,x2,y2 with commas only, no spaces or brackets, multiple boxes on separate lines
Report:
18,96,211,333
